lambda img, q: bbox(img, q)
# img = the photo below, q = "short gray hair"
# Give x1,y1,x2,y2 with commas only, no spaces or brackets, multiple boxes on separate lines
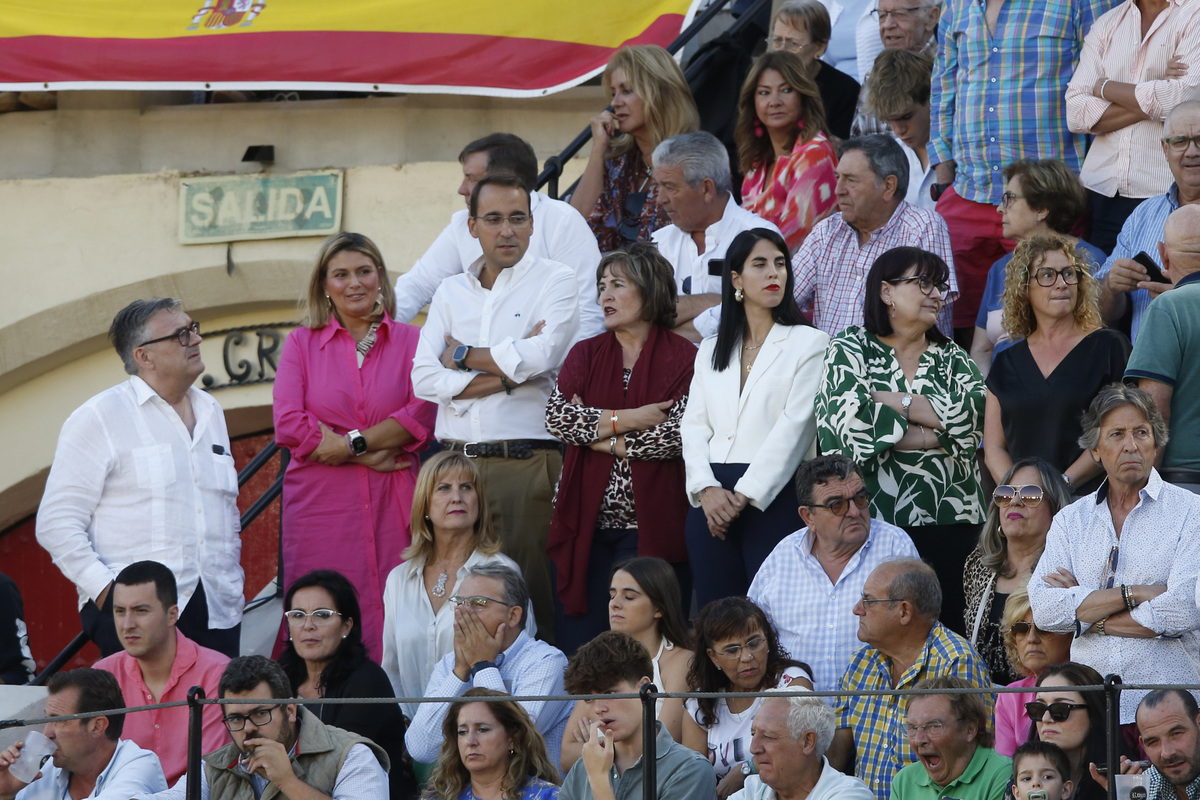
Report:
1077,383,1169,451
653,131,732,194
762,689,836,755
885,558,941,621
465,563,530,621
794,454,863,507
840,134,910,199
109,297,183,375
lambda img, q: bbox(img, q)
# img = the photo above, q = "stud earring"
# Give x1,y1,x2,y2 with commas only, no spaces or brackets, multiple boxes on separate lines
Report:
754,121,764,138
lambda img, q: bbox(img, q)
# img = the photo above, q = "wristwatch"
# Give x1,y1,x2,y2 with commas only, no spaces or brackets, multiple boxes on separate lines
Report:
453,344,472,371
901,393,913,419
345,429,368,456
930,182,951,202
741,759,757,776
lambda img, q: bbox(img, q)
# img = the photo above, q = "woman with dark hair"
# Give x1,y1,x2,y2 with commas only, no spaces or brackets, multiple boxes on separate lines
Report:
681,228,829,607
682,597,812,798
962,457,1072,685
1028,662,1136,800
983,235,1129,494
274,231,437,660
817,246,985,633
735,50,838,253
546,245,696,654
424,688,560,800
557,557,694,771
279,570,417,800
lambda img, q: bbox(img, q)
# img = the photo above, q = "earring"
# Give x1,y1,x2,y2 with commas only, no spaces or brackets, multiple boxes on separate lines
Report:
754,121,764,138
796,118,806,130
734,287,744,303
510,749,515,756
888,301,896,318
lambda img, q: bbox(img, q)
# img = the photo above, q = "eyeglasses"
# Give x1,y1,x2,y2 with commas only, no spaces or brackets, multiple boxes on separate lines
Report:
809,489,871,516
992,484,1045,508
1032,267,1082,287
903,718,961,738
712,635,767,660
472,213,532,230
138,321,200,348
999,191,1026,209
283,608,343,626
887,275,950,296
449,594,511,608
872,6,924,20
770,36,813,52
1163,135,1200,152
1009,621,1049,637
1025,701,1088,722
860,595,902,606
619,191,649,243
222,704,281,731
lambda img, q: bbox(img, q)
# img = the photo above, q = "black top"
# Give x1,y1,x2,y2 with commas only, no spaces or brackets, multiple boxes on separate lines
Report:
0,574,33,685
318,658,418,800
812,61,861,141
987,328,1130,495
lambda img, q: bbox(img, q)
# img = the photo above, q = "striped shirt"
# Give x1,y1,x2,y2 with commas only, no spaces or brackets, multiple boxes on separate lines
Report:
791,200,958,337
836,623,993,800
1066,0,1200,199
930,0,1110,205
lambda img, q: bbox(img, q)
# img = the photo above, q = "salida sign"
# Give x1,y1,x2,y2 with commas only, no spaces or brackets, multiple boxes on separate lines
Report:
179,170,343,244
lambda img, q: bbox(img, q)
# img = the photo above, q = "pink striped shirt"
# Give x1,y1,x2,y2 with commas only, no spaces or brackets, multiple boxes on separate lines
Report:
1066,0,1200,198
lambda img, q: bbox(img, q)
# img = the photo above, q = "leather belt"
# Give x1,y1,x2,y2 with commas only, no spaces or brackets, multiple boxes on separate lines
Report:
1160,468,1200,485
442,439,563,460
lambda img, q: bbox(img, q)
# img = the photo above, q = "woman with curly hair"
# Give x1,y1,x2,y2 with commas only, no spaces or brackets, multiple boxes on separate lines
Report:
983,234,1129,494
424,687,560,800
734,50,838,253
682,597,811,799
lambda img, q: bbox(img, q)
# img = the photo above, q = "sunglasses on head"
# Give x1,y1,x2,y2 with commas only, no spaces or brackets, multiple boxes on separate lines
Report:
993,484,1044,508
1025,701,1088,722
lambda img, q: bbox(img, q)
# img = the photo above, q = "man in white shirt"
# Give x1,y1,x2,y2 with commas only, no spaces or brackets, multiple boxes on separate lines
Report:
395,132,604,338
36,298,243,658
862,49,937,211
412,174,580,641
748,455,918,692
650,130,780,342
0,668,168,800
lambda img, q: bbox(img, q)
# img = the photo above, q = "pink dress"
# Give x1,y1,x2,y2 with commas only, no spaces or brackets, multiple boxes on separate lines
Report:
995,673,1038,756
273,315,436,662
741,132,839,254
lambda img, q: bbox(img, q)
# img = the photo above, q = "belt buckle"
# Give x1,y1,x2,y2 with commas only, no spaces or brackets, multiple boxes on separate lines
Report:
463,442,482,458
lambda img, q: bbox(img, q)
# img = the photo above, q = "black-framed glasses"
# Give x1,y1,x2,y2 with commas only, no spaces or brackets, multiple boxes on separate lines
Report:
872,6,923,20
999,191,1026,209
1163,135,1200,152
449,594,510,608
1032,267,1082,287
887,275,950,296
712,635,767,660
1025,701,1088,722
860,595,901,606
809,489,871,516
283,608,343,626
992,484,1044,508
222,704,281,731
618,191,649,243
472,213,532,230
903,718,962,738
139,321,200,348
1009,621,1049,637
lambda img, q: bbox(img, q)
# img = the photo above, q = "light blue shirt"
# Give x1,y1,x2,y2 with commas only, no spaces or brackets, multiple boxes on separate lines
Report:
19,739,166,800
1095,186,1179,343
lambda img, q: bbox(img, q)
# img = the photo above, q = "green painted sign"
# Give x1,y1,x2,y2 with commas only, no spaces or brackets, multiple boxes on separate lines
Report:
179,170,343,244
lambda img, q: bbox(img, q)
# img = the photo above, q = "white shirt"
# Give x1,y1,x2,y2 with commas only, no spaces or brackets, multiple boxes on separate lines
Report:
651,195,781,339
898,139,938,212
411,252,580,442
381,547,532,719
732,759,875,800
20,739,167,800
35,377,244,627
395,191,604,338
1029,470,1200,723
748,520,920,692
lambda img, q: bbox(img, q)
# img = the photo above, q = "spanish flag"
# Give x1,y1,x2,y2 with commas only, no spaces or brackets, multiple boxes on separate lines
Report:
0,0,699,97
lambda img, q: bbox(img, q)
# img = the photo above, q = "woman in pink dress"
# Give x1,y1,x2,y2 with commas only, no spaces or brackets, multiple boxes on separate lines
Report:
273,232,436,661
735,50,838,253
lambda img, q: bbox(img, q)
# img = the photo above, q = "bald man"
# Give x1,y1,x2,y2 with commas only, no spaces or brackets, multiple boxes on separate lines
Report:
1125,204,1200,492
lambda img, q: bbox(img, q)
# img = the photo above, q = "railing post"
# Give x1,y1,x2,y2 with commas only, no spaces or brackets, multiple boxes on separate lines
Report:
1104,674,1121,800
187,686,206,800
640,682,659,800
543,155,563,200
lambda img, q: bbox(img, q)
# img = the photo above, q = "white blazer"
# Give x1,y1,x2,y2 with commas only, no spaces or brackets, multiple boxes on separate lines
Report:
681,323,831,510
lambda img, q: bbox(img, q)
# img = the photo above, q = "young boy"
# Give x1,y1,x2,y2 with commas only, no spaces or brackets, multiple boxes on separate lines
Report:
560,631,715,800
1011,740,1074,800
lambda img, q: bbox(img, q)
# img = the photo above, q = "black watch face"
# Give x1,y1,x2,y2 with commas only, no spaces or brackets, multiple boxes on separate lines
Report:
350,435,368,455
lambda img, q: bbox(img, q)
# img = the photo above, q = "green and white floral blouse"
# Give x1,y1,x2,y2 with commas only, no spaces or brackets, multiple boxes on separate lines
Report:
816,326,986,527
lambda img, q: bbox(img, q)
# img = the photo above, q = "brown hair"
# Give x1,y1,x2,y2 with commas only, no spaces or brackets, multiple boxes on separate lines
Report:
908,676,995,749
1003,160,1087,237
735,50,828,175
864,48,933,119
302,232,396,329
1000,234,1101,339
564,631,653,695
596,244,678,328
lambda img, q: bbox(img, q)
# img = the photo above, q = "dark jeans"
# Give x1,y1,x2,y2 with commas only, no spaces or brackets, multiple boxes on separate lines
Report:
903,522,981,638
1088,191,1146,257
82,579,240,658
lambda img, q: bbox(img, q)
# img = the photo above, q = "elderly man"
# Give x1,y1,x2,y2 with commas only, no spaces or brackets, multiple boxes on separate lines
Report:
851,0,940,137
1125,205,1200,491
748,455,919,692
36,298,243,658
395,132,603,338
731,692,873,800
828,559,992,800
1136,689,1200,800
891,677,1011,800
792,134,957,337
1029,384,1200,733
405,564,572,766
0,669,167,800
650,130,780,342
1099,102,1200,342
